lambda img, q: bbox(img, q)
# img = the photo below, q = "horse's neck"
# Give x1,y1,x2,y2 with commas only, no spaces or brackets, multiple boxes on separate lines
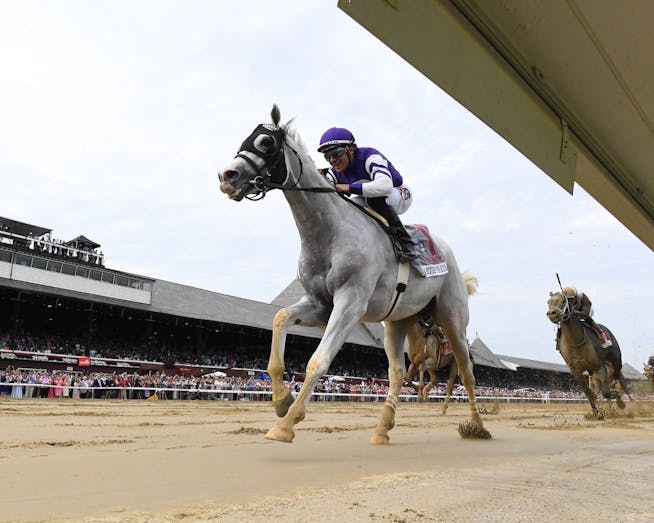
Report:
282,148,371,249
560,313,587,341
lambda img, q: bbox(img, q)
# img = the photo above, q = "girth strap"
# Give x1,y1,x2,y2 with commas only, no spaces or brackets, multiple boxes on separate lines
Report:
382,262,410,320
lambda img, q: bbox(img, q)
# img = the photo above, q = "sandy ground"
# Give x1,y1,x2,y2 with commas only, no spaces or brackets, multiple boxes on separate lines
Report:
1,398,653,523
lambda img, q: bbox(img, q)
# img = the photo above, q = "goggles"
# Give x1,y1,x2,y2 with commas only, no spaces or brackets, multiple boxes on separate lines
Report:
323,146,348,161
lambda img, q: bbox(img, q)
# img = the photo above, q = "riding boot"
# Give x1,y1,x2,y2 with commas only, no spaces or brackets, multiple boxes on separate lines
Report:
585,317,612,348
368,197,418,263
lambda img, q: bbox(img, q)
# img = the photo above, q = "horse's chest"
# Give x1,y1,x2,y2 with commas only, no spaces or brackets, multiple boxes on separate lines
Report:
561,348,599,372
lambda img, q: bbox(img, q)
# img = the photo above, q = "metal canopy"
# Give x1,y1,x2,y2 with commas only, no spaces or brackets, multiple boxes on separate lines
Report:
0,216,51,238
338,0,654,250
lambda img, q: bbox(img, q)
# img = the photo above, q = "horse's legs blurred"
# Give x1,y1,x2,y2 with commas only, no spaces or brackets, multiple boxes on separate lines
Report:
405,321,425,399
405,361,419,395
267,290,367,443
420,366,436,402
370,317,411,445
574,371,601,418
268,299,328,418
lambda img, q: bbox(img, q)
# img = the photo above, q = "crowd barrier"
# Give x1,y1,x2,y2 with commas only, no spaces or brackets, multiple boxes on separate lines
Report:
0,383,592,404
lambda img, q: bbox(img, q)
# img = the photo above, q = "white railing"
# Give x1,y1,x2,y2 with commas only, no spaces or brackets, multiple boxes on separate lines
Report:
0,383,598,403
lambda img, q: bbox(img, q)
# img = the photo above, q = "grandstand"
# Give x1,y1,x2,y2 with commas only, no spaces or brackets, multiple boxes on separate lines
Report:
0,216,645,388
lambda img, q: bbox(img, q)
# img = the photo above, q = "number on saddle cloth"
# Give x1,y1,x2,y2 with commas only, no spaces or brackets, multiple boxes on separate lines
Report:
405,225,448,277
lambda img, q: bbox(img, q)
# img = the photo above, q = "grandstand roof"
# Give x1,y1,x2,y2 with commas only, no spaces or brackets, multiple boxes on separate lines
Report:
469,336,511,370
65,235,100,249
495,354,570,374
0,216,51,238
496,354,646,381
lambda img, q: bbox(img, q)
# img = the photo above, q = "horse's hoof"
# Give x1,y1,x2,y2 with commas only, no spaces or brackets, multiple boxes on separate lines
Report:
458,421,492,439
272,390,294,418
369,433,389,445
440,408,448,416
265,425,294,443
617,397,626,409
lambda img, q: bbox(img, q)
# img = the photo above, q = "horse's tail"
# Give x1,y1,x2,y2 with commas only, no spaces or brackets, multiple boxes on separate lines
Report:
462,271,479,296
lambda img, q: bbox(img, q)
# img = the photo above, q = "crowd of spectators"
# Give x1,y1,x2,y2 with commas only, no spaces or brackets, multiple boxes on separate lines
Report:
0,365,588,403
1,331,380,379
1,231,104,265
1,331,628,403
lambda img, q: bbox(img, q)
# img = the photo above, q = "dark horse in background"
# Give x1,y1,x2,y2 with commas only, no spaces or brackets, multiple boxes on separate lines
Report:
547,291,631,418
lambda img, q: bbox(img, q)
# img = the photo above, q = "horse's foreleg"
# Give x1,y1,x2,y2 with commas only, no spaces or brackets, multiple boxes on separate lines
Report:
266,293,366,443
370,318,410,445
574,372,600,418
441,362,458,415
268,309,294,417
268,300,328,418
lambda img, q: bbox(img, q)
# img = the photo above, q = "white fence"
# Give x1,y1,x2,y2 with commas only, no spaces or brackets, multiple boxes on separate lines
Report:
0,383,593,404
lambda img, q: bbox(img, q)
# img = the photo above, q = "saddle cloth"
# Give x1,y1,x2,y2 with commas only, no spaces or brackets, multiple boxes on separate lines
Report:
406,224,448,277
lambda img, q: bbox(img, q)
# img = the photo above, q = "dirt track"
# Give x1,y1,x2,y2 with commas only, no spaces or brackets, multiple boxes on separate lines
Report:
1,399,653,522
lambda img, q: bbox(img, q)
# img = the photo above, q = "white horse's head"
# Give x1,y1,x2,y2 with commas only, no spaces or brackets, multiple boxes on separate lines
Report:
218,104,291,201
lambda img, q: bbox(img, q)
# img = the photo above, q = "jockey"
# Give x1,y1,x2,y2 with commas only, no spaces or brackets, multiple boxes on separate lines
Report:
562,286,611,348
317,127,418,262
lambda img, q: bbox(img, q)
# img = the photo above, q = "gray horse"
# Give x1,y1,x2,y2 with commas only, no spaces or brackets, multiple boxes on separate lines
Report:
546,291,630,417
218,105,489,444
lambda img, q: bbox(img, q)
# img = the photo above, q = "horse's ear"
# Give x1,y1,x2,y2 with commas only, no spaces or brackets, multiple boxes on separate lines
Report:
549,291,554,296
271,104,281,126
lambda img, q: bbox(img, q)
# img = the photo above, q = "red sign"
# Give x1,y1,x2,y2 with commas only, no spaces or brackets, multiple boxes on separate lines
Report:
78,357,91,366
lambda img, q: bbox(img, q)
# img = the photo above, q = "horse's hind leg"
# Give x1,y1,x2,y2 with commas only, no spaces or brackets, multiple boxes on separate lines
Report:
421,368,437,403
437,300,489,437
370,317,410,445
441,361,458,415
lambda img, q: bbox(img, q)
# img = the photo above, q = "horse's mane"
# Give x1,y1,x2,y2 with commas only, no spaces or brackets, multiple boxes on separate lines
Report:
281,119,319,171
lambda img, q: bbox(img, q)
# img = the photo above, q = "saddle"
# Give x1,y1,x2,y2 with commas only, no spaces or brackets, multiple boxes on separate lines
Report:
580,319,612,348
361,206,448,276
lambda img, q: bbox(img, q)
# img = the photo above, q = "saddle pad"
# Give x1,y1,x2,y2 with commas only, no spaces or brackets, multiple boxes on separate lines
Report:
406,224,448,277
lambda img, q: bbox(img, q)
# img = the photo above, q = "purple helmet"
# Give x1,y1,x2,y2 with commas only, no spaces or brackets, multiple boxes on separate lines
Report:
317,127,355,152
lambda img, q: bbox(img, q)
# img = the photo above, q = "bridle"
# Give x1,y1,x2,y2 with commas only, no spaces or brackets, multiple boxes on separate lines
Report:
551,294,588,347
235,124,335,201
550,295,572,322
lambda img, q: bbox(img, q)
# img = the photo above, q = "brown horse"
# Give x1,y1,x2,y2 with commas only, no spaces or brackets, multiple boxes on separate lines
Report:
405,332,472,415
405,273,477,413
546,291,630,417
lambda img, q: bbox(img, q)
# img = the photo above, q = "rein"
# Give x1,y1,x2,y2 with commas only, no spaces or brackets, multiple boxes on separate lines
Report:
555,298,588,348
236,131,336,200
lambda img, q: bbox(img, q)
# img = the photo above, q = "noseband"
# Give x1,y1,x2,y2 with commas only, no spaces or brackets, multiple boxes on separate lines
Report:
234,124,335,200
551,295,571,322
552,296,588,347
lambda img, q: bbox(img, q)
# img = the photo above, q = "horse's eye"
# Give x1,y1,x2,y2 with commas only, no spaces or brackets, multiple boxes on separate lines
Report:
253,134,276,153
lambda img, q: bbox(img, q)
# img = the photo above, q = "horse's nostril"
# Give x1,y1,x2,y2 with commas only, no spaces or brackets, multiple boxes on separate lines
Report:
222,169,239,181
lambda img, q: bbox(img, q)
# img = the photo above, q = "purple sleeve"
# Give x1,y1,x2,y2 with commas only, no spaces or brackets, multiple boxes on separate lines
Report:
349,183,363,195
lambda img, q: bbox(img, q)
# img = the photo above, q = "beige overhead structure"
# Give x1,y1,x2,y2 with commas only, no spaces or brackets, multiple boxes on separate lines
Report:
339,0,654,250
